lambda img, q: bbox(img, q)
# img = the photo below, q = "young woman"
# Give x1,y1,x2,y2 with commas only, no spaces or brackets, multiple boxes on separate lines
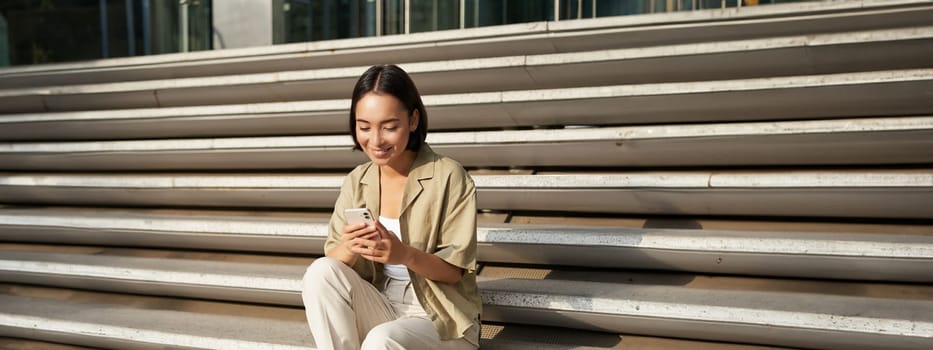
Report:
302,64,481,350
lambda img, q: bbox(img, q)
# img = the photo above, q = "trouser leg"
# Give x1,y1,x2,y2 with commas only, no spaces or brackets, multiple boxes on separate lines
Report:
301,257,396,350
361,279,479,350
361,318,478,350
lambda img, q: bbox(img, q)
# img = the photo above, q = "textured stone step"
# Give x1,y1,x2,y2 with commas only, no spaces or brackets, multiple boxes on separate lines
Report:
0,337,98,350
1,207,931,281
3,69,933,140
0,284,790,350
479,273,933,350
0,252,928,350
0,284,314,350
1,170,930,219
1,26,930,113
3,117,932,169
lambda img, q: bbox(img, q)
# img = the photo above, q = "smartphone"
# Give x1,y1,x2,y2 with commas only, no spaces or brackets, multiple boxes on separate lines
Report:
344,208,375,226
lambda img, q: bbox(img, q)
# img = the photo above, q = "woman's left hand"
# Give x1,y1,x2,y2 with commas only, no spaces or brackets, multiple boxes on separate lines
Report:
350,221,412,265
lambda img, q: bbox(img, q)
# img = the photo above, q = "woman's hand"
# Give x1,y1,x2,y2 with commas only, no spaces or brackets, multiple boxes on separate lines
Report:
340,223,379,255
340,221,462,284
350,222,412,265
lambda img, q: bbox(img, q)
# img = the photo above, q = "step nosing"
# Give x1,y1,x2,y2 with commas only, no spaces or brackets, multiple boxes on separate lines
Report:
3,116,932,152
0,260,302,292
3,26,932,97
482,290,933,338
0,313,310,350
1,220,929,258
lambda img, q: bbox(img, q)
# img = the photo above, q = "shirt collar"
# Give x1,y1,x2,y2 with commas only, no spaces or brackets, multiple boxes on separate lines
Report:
359,144,437,217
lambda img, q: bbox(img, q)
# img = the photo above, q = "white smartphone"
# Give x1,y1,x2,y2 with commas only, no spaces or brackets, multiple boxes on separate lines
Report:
344,208,375,226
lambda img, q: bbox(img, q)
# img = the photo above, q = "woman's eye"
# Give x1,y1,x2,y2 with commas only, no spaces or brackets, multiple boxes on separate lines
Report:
359,127,370,132
385,127,398,131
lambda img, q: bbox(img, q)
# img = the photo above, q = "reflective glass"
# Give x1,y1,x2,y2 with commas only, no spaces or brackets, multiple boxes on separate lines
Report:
279,0,376,43
410,0,459,33
0,0,210,66
383,0,404,35
464,0,554,28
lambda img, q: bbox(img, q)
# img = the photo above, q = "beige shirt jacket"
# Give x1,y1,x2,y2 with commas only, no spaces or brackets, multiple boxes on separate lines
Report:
324,144,482,341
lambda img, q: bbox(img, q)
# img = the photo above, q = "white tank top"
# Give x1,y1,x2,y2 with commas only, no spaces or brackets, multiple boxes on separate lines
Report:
379,216,410,281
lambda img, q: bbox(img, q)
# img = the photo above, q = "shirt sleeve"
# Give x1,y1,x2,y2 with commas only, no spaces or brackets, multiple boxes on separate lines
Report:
433,167,478,273
324,174,354,255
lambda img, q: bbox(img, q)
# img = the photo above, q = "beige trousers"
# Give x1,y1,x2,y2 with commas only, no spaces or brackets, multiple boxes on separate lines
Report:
302,257,479,350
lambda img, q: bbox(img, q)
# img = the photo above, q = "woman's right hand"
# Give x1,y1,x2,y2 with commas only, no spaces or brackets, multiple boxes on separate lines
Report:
340,223,381,255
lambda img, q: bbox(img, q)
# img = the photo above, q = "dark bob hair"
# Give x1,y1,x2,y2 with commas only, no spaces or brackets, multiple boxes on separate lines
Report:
349,64,428,152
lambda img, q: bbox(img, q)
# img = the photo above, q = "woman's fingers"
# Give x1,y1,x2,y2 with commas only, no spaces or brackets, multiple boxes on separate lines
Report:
343,223,372,235
350,240,384,259
350,236,394,262
342,223,379,241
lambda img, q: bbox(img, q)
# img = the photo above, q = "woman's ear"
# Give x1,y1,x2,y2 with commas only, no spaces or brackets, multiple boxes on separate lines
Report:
410,109,420,131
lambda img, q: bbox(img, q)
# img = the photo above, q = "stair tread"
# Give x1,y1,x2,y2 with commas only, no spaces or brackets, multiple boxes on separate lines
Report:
3,117,931,169
2,208,930,257
2,248,930,316
1,26,928,101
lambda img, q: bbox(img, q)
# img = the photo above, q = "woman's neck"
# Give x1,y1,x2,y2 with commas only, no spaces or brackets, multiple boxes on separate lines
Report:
380,149,417,179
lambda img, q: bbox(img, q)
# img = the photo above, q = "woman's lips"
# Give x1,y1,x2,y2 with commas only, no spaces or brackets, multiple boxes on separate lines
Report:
370,147,392,158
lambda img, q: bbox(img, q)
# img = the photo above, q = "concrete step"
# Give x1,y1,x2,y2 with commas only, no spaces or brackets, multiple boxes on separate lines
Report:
478,268,933,350
1,170,930,219
1,26,930,113
0,250,928,349
0,283,314,350
0,285,790,350
4,69,932,140
0,248,307,306
2,117,931,170
0,337,98,350
1,0,928,89
1,207,930,281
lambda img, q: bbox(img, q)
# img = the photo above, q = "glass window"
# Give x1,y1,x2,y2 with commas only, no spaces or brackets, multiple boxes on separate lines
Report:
464,0,554,28
146,0,211,54
186,0,211,52
382,0,404,36
278,0,376,43
410,0,460,33
0,14,8,66
1,0,103,65
597,0,653,16
0,0,210,66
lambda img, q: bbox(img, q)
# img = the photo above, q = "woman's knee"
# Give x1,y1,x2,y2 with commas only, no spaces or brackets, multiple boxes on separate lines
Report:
360,323,406,350
303,257,344,288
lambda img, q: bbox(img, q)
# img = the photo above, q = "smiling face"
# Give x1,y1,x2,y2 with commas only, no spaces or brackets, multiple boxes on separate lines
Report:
354,92,420,169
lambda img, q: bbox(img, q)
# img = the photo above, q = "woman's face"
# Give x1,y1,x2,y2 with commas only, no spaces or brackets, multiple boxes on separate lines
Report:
354,92,419,168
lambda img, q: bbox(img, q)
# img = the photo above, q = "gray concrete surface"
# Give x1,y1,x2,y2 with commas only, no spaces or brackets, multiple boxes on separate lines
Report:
1,207,930,281
2,117,931,169
0,250,929,349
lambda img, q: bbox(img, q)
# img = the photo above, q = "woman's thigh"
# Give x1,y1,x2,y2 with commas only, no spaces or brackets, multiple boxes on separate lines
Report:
361,317,477,350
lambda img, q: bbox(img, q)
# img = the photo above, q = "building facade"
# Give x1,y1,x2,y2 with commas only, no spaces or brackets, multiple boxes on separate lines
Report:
0,0,795,67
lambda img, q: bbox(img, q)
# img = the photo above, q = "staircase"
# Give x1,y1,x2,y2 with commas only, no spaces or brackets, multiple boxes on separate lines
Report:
1,1,932,349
